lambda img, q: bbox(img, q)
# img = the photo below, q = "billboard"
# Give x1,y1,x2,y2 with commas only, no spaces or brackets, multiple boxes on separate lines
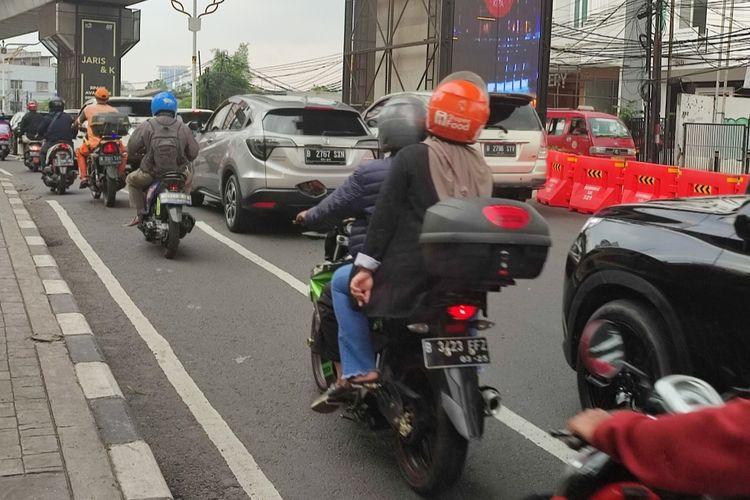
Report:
452,0,542,95
80,19,118,104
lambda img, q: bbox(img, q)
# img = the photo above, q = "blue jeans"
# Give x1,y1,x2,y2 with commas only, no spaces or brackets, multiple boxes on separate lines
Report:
331,264,376,379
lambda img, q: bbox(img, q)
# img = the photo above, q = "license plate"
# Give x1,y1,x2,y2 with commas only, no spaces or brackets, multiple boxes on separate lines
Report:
484,143,517,157
54,159,74,167
422,337,491,369
159,192,191,205
305,148,346,165
0,141,8,145
100,155,121,165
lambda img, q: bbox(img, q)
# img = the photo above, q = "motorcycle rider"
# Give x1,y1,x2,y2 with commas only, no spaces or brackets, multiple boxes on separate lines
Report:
567,401,750,496
37,97,77,165
18,100,45,157
313,72,493,409
75,87,126,189
296,95,427,379
125,91,199,227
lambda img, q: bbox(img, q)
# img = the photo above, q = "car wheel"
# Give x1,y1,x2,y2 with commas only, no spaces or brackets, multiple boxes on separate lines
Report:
223,174,249,232
190,192,204,207
577,299,673,411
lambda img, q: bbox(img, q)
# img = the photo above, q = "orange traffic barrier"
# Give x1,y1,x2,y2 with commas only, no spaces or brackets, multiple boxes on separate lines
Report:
736,175,750,194
568,156,626,214
621,161,679,204
537,151,576,207
675,169,744,197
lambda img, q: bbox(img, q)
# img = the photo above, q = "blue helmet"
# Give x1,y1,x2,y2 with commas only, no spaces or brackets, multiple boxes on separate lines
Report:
151,92,178,116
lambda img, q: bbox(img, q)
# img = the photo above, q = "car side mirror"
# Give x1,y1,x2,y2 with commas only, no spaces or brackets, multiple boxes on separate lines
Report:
188,121,200,132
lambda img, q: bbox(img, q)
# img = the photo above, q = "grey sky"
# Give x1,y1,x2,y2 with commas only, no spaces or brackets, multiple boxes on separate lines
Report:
9,0,345,87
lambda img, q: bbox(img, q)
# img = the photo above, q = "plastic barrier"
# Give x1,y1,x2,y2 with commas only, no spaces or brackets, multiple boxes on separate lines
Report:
568,156,626,214
537,151,576,207
675,169,745,198
621,161,679,204
736,175,750,194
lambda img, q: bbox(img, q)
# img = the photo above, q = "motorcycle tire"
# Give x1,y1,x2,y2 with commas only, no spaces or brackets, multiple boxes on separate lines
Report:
394,369,469,496
105,178,117,207
164,219,180,259
310,309,336,392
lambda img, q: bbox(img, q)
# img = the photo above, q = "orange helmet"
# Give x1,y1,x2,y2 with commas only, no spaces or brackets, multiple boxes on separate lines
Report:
95,87,110,101
27,100,38,111
427,72,490,144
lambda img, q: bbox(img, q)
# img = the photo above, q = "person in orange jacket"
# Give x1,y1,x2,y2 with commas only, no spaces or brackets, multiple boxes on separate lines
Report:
75,87,127,189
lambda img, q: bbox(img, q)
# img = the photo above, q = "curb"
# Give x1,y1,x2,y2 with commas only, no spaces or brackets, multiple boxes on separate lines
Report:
0,177,172,500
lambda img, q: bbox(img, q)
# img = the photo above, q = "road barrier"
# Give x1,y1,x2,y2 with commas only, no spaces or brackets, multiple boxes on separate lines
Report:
621,161,679,203
536,151,576,207
568,157,626,214
675,168,744,197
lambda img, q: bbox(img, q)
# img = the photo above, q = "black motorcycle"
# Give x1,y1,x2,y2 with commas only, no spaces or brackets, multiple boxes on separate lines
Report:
41,142,77,195
86,139,126,207
137,171,195,259
308,198,551,495
24,139,43,172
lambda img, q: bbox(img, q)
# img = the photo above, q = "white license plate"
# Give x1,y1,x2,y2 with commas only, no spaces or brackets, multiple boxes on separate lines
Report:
159,192,191,205
54,159,74,167
422,337,491,369
100,155,121,165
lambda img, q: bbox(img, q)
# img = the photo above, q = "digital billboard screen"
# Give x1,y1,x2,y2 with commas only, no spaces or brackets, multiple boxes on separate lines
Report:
451,0,542,96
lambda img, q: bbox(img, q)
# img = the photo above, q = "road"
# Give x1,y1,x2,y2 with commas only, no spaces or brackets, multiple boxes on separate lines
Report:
3,159,590,499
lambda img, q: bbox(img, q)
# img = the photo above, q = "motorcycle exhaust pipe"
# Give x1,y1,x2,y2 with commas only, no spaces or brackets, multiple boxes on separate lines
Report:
481,386,502,417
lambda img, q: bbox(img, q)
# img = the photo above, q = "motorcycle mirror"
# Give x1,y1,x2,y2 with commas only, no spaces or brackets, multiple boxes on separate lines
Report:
578,320,626,381
188,121,201,132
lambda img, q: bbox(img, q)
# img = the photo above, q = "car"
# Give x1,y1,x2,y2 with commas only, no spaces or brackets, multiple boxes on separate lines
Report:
363,91,547,200
563,195,750,411
546,107,637,159
177,108,213,130
191,94,379,232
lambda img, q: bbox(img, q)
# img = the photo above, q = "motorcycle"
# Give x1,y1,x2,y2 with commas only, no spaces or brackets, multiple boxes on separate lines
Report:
0,124,11,161
137,171,196,259
85,113,130,207
548,320,727,500
41,142,78,195
24,139,43,171
307,198,552,495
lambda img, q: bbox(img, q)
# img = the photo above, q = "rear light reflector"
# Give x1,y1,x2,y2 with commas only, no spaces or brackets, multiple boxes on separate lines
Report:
446,305,478,321
167,183,181,192
445,322,469,334
483,205,530,229
102,142,119,154
252,201,277,209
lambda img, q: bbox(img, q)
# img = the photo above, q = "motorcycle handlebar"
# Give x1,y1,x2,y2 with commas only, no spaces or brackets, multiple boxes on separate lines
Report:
549,430,587,451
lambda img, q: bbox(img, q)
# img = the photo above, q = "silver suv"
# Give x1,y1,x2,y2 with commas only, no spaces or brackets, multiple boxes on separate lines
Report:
364,92,547,200
191,95,378,232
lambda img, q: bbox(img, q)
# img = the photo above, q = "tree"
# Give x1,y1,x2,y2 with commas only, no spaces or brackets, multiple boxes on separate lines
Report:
146,79,167,90
199,43,252,109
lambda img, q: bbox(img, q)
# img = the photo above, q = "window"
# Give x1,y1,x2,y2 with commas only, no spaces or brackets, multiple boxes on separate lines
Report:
36,81,48,92
679,0,707,33
263,109,367,137
486,98,541,132
574,0,588,28
226,103,249,131
9,80,22,90
206,103,233,132
570,118,588,135
108,99,152,118
548,118,566,136
589,118,631,138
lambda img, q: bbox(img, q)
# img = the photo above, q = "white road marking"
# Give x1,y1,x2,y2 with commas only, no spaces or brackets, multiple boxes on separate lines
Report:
48,200,282,500
0,168,13,177
75,362,124,399
197,220,574,463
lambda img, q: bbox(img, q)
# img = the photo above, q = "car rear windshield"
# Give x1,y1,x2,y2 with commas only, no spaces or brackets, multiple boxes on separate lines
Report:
178,111,213,125
589,118,631,138
263,109,367,137
108,100,152,118
486,99,541,131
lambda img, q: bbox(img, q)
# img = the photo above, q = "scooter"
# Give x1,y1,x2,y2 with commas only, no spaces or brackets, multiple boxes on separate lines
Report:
24,139,43,172
0,124,11,161
137,171,195,259
41,142,77,195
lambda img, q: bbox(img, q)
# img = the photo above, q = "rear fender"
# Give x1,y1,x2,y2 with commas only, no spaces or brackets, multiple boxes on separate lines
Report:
106,165,119,180
432,367,484,440
167,205,182,223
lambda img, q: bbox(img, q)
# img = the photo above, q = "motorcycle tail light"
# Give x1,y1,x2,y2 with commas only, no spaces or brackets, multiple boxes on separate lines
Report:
30,145,41,151
483,205,530,230
446,305,478,321
102,142,119,155
167,182,181,192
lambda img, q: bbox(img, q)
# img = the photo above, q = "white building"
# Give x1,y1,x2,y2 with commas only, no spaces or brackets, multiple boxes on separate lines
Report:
0,51,56,113
157,65,190,90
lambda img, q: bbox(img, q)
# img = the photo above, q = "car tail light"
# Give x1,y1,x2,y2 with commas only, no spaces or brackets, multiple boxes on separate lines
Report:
355,139,380,160
102,142,119,155
251,201,277,209
483,205,530,229
247,137,296,161
446,305,478,321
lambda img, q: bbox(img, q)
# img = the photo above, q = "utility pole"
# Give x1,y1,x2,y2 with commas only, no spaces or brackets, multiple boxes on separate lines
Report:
721,0,736,119
665,0,675,163
713,0,728,122
640,2,653,162
649,0,664,163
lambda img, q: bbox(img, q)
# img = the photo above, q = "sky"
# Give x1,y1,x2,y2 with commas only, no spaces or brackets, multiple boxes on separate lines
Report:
8,0,345,87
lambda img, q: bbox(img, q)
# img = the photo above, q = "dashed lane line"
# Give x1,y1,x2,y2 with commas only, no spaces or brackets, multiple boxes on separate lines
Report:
47,200,283,500
196,220,578,464
0,167,13,177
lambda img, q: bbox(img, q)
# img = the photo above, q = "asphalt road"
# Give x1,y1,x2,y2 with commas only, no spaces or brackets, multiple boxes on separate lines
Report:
4,159,590,500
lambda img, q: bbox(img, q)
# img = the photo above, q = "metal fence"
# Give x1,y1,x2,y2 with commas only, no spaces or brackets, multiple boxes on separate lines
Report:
681,123,750,175
622,117,673,165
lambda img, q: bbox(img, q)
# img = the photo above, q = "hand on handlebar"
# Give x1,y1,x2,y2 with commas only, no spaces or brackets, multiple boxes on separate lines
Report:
566,408,613,444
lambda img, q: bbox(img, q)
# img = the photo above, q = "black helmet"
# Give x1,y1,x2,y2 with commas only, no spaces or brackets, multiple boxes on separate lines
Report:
378,95,427,153
48,97,65,113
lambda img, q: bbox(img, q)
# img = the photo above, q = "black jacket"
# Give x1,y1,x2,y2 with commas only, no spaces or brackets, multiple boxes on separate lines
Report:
360,143,440,318
304,157,392,257
39,112,77,144
20,111,46,138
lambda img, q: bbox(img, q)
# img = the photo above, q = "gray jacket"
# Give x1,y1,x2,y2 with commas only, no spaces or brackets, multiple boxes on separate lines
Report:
128,114,199,176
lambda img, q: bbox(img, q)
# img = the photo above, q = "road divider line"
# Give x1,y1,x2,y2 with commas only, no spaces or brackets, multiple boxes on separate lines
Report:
196,219,574,463
0,168,13,177
47,200,283,500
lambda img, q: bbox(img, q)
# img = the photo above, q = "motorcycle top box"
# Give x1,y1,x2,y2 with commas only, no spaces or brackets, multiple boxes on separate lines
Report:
89,112,130,138
420,198,551,287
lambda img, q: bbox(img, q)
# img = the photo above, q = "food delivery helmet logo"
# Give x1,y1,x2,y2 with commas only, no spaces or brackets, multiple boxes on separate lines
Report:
434,110,471,131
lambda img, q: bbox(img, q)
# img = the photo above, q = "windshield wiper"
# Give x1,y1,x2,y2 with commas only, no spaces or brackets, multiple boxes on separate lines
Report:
485,124,509,133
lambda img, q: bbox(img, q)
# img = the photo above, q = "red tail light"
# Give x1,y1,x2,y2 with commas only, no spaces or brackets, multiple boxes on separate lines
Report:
446,305,478,321
483,205,530,229
30,145,41,151
167,182,181,192
251,201,277,209
102,142,119,155
58,144,69,150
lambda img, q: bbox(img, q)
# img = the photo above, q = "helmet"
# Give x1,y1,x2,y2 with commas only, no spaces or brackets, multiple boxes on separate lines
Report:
48,97,65,113
426,71,490,144
377,95,427,153
27,101,38,112
151,91,178,116
95,87,110,101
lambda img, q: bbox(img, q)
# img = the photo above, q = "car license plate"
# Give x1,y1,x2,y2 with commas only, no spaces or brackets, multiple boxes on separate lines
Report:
484,143,517,157
100,155,121,165
159,192,191,205
422,337,491,369
305,148,346,165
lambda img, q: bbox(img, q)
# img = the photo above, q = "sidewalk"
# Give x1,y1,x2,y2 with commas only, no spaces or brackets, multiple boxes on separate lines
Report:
0,177,171,499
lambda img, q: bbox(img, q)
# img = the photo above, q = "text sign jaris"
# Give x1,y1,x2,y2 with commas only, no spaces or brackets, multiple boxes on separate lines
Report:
80,19,117,105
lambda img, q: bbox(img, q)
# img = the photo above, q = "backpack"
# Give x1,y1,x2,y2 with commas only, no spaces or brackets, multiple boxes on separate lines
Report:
145,118,185,173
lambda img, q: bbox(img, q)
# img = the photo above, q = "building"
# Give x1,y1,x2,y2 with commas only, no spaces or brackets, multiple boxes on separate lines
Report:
157,65,190,90
0,50,56,113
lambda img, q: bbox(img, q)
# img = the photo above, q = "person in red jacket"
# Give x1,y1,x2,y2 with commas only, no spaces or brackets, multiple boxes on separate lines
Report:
567,399,750,496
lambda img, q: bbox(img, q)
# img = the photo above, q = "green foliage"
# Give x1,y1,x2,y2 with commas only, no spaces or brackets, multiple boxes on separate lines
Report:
199,43,252,109
617,100,641,121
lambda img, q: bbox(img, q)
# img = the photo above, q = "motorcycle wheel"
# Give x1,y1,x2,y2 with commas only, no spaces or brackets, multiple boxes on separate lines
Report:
104,177,117,207
394,369,468,495
310,309,336,392
164,219,180,259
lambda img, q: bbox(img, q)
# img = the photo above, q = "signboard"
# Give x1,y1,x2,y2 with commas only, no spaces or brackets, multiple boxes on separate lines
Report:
80,19,117,105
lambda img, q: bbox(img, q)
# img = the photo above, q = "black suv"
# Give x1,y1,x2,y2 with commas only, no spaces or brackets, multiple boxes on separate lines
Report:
564,196,750,409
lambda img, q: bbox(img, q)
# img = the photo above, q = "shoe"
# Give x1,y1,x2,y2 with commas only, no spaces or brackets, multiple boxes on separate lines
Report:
126,215,141,227
310,379,380,414
79,180,89,189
